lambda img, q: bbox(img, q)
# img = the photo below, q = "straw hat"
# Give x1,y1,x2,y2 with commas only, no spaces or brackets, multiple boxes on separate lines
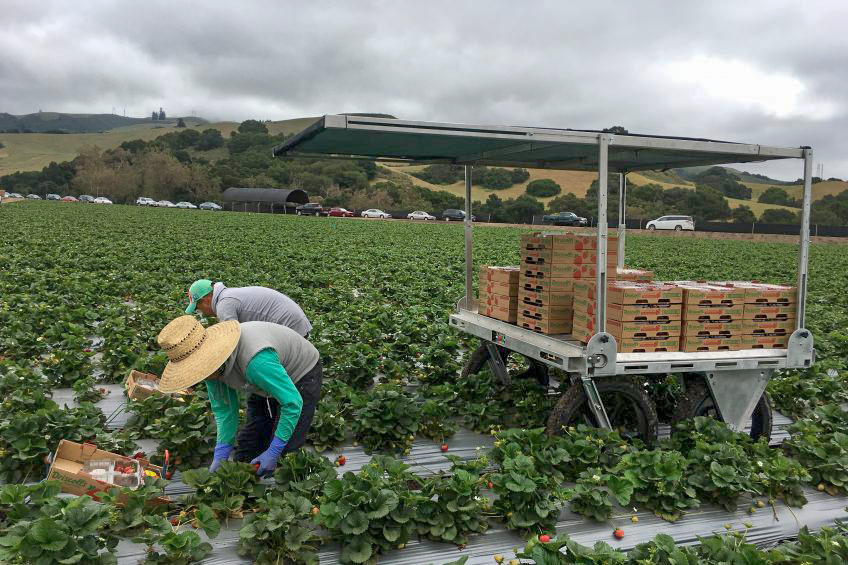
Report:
156,316,241,393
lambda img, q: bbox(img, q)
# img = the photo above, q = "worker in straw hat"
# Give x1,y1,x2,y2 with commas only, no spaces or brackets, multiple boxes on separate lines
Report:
184,279,312,464
156,315,322,477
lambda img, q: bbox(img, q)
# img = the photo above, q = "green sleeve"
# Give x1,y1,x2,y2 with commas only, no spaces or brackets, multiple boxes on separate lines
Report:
205,380,240,445
245,348,303,443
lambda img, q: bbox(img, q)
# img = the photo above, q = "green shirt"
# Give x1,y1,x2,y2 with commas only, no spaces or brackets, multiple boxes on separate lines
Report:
205,348,304,445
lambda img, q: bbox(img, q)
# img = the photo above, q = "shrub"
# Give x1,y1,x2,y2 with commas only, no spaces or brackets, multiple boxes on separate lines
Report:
526,179,562,197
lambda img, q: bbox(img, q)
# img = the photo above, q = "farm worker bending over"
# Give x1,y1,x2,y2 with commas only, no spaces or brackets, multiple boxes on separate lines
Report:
185,279,312,463
156,315,322,477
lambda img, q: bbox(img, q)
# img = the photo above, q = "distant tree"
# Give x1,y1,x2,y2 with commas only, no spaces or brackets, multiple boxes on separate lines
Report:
158,108,166,120
120,139,148,154
827,177,843,182
476,167,514,189
477,193,507,222
503,194,545,223
510,168,530,184
151,111,158,121
173,150,191,163
693,166,752,199
237,119,269,134
685,185,732,222
356,160,378,180
758,186,800,207
176,118,187,128
731,205,756,224
526,179,562,197
196,129,224,151
602,126,629,134
760,208,798,224
546,193,591,218
411,164,463,185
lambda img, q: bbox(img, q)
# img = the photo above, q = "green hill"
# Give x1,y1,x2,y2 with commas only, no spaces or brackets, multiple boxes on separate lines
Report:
0,111,209,134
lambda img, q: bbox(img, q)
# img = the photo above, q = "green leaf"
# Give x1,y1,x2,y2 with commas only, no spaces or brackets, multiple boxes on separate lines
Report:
30,518,69,551
341,510,369,535
195,504,221,539
341,536,373,564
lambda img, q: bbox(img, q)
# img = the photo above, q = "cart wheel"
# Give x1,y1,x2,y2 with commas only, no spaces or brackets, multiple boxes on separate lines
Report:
461,342,550,387
671,379,772,442
546,378,658,443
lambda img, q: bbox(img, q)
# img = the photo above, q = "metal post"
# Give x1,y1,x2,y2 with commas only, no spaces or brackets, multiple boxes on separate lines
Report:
796,148,813,329
617,173,626,269
595,135,610,333
464,165,474,310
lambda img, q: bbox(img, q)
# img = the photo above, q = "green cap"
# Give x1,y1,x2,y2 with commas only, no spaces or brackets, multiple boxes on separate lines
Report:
186,279,214,313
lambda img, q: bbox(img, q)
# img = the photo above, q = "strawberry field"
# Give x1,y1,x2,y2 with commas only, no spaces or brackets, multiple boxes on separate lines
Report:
2,201,848,564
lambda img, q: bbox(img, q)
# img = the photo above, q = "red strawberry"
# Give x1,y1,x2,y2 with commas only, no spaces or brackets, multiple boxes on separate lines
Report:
440,444,449,452
613,528,624,540
539,534,551,543
170,518,179,526
487,481,494,489
165,472,173,480
336,455,346,466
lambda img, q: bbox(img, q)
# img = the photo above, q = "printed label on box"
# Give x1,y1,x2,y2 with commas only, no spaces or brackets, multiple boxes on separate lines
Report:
479,281,518,297
742,334,790,349
683,303,745,321
680,335,743,352
574,296,682,321
743,303,797,320
478,293,518,308
742,318,796,334
681,319,743,337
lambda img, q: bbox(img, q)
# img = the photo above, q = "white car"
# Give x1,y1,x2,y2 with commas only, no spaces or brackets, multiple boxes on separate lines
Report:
136,197,155,206
407,210,436,220
176,201,197,209
158,200,176,208
94,197,113,204
199,202,222,211
361,209,391,219
645,215,695,231
26,194,42,200
7,193,24,199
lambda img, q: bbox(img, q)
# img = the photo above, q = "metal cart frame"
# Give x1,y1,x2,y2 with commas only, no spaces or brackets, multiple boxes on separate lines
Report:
273,115,816,433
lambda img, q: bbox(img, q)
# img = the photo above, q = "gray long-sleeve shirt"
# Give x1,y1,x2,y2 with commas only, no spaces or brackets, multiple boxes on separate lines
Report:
211,282,312,337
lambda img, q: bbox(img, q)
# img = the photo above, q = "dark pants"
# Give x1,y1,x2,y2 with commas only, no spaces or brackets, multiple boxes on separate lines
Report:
234,360,322,462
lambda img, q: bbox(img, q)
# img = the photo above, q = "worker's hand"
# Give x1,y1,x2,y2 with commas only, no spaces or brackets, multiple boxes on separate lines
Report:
209,443,233,473
250,437,287,477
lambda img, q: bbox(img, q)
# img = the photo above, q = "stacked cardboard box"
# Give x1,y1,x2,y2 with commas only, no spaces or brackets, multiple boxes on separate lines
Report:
517,232,619,334
571,281,683,352
478,266,520,323
675,282,746,351
715,281,796,349
617,268,655,281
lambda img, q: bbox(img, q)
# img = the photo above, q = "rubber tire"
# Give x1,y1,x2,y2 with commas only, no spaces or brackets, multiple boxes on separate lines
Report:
461,343,549,386
671,379,772,442
547,378,658,443
648,225,656,230
297,211,301,216
675,225,682,231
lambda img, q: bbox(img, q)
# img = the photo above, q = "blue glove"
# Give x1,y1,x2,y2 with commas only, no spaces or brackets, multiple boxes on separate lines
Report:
250,437,287,477
209,443,233,473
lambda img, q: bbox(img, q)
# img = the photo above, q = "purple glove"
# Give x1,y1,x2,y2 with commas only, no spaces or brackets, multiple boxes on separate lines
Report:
250,437,287,477
209,443,233,473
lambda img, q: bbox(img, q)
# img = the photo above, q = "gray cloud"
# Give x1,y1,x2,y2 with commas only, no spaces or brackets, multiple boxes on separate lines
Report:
1,0,845,179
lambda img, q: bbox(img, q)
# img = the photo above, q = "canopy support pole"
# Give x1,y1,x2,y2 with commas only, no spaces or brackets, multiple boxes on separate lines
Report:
595,136,610,333
464,165,473,310
796,148,813,328
617,173,626,270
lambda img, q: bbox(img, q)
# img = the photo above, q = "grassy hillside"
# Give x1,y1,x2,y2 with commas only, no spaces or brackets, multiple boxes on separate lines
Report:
742,180,848,203
0,117,318,177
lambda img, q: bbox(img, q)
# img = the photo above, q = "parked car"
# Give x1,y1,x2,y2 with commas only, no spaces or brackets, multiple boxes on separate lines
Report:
158,200,176,208
94,197,113,204
176,201,197,209
7,192,23,199
442,209,476,221
327,207,354,217
296,202,324,216
543,211,588,226
645,215,695,231
26,194,42,200
136,197,156,206
46,193,61,201
79,195,95,203
361,208,391,219
61,196,79,202
199,202,222,211
407,210,436,220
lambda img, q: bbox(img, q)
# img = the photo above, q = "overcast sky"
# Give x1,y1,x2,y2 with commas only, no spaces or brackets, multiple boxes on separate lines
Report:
1,0,845,180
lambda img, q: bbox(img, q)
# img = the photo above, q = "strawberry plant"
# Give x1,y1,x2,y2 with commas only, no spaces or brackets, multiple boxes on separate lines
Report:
748,440,809,508
684,441,756,512
418,398,458,442
415,456,490,546
100,479,170,538
351,383,421,454
0,361,57,413
769,525,848,562
132,515,213,565
316,456,422,564
273,448,337,501
73,375,107,404
145,398,215,470
238,491,320,565
783,404,848,495
515,532,626,564
307,379,356,452
615,448,699,522
490,442,569,533
126,392,185,433
489,428,573,483
569,469,633,522
181,461,262,518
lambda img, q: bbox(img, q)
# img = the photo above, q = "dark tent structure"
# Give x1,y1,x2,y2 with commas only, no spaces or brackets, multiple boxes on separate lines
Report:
221,187,308,213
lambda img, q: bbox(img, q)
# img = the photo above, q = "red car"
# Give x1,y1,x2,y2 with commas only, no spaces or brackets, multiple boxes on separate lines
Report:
327,207,354,217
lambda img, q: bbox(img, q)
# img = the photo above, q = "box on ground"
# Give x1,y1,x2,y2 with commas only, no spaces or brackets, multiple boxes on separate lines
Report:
479,265,520,284
519,314,572,335
126,370,191,401
48,440,167,506
744,303,797,320
712,281,796,304
742,318,795,335
680,335,742,352
742,334,790,349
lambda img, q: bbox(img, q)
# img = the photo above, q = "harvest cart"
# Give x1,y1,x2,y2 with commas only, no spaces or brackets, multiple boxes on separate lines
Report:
273,115,815,441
